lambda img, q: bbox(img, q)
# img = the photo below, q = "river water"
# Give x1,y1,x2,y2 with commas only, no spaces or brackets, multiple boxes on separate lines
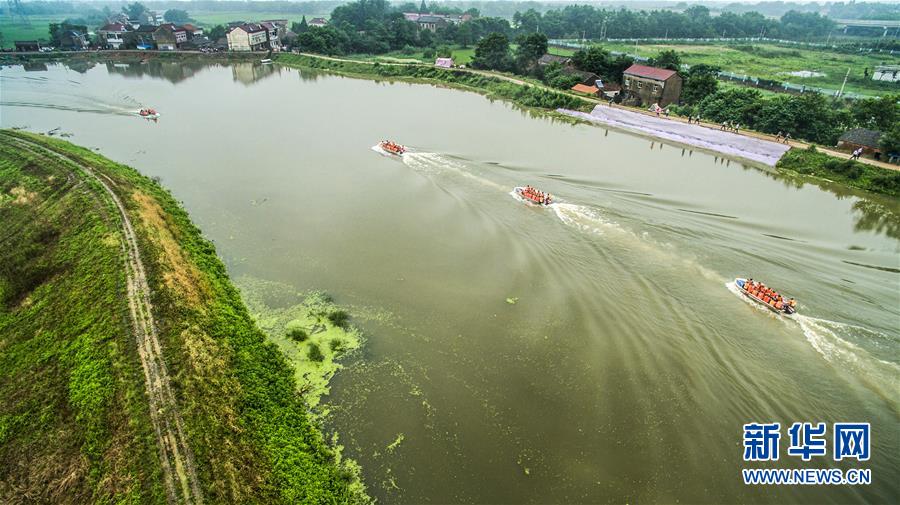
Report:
2,60,898,504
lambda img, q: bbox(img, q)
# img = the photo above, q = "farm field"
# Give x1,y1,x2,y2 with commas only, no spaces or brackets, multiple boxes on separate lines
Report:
189,10,330,28
551,42,899,96
1,15,68,47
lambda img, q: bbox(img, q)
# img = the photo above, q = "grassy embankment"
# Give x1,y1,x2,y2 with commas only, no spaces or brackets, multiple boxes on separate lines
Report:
776,146,900,197
551,41,895,97
275,53,589,113
0,130,369,504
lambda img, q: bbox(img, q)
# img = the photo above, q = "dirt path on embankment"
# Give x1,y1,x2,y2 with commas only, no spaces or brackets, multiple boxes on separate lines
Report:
9,135,204,505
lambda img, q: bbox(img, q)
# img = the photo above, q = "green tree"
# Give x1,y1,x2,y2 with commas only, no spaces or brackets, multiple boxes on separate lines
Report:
543,62,582,89
49,22,88,46
879,124,900,155
164,9,190,23
572,46,610,76
681,64,720,105
295,16,309,33
455,22,474,47
514,32,547,74
207,25,226,40
122,2,147,20
471,32,512,71
650,49,681,71
850,94,900,132
419,0,427,13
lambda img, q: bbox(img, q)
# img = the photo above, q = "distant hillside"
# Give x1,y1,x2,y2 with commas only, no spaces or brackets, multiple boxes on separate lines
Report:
0,130,369,504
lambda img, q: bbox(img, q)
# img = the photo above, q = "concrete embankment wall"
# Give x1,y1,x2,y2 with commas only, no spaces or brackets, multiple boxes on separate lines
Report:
558,105,791,167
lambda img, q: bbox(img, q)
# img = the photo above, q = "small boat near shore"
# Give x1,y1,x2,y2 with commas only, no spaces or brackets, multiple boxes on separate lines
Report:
514,186,552,206
735,278,796,316
378,140,406,156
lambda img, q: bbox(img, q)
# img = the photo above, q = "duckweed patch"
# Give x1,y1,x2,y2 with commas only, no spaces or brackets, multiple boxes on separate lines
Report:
237,276,363,409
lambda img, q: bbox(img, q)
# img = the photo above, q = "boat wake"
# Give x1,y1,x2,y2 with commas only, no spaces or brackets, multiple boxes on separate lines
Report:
796,315,900,409
401,152,507,190
552,202,620,236
726,280,899,406
0,101,135,116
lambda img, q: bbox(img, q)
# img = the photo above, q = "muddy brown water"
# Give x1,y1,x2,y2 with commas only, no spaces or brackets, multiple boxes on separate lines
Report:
2,60,898,504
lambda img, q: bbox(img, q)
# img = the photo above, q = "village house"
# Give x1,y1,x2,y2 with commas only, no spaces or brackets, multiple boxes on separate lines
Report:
415,15,448,32
227,23,274,51
260,22,282,50
98,23,128,49
153,24,187,51
308,17,328,28
138,10,164,26
837,128,884,159
14,41,41,52
180,24,204,38
59,31,88,50
403,12,472,27
537,53,572,67
621,64,683,107
434,57,453,68
126,24,157,49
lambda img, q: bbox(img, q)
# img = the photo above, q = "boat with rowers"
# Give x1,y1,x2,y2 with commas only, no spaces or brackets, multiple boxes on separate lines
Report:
735,278,796,315
514,185,553,206
379,140,406,155
138,107,160,119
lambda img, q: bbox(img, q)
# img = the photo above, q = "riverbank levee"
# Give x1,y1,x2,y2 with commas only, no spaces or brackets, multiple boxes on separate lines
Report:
0,130,370,503
558,105,791,167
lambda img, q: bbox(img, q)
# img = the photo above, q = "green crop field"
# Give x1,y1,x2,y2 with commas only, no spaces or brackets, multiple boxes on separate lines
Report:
551,42,899,97
0,16,68,47
188,10,330,28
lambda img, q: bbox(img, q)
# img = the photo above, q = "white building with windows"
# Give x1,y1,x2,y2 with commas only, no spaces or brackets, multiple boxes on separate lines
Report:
227,24,270,51
98,23,128,49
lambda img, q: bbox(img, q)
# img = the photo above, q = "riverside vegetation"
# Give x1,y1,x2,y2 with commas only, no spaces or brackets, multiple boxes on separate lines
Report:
276,53,587,112
0,130,369,504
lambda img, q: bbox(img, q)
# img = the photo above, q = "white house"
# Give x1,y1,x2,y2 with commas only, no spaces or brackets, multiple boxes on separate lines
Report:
227,24,270,51
98,23,128,49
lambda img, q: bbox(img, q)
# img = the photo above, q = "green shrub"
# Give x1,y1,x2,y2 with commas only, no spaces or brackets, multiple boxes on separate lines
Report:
329,338,345,354
327,309,349,328
307,342,325,362
287,327,308,342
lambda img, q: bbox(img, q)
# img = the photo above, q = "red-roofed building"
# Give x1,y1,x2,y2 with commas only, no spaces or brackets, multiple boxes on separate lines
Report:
622,64,682,106
571,83,600,96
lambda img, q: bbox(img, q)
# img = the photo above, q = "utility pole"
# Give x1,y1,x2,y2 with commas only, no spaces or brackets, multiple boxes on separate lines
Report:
838,67,850,97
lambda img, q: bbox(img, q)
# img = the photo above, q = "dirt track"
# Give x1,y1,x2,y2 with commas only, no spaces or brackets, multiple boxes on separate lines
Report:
11,136,204,505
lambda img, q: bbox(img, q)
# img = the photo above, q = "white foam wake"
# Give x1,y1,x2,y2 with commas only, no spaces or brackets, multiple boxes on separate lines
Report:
795,316,900,396
552,202,620,236
402,152,507,190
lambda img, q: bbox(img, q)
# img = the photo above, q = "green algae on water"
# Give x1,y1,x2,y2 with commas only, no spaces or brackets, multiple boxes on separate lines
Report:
236,276,363,409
